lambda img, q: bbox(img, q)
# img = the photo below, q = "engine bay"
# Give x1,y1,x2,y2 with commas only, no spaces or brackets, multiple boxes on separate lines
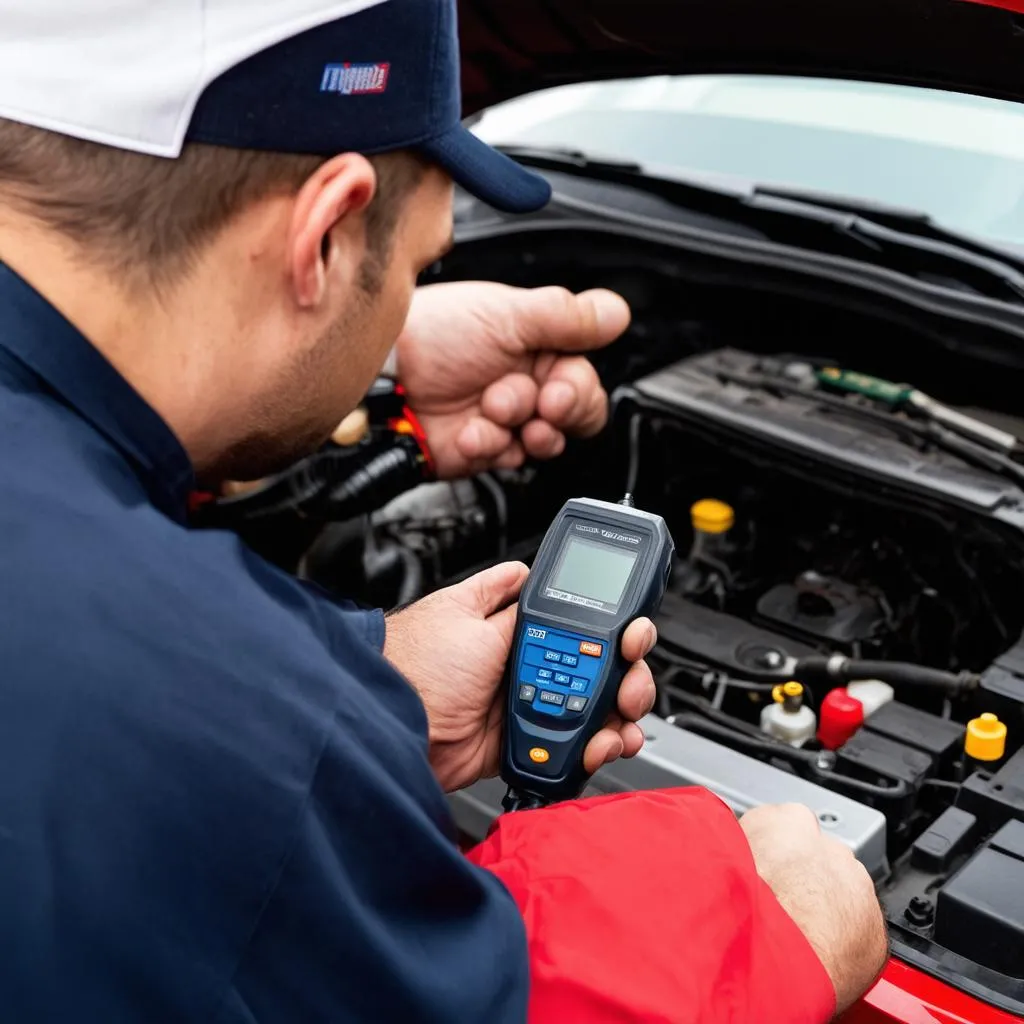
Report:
397,343,1024,1007
210,235,1024,1009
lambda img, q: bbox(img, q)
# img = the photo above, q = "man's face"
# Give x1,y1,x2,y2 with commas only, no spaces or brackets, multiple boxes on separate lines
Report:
214,163,454,483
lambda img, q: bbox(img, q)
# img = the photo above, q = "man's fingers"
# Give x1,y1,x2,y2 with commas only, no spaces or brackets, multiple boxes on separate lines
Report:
481,373,540,428
536,356,609,437
619,721,646,759
583,725,626,775
618,620,657,724
580,716,649,774
520,420,566,460
455,417,514,463
514,286,632,354
621,617,658,663
454,561,530,617
617,660,656,723
492,442,527,470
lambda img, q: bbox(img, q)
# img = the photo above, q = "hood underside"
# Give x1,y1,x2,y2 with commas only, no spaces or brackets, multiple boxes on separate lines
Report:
459,0,1024,115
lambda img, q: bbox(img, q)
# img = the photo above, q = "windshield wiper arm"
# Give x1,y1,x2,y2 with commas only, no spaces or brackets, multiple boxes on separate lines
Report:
494,143,645,175
752,183,1023,264
495,145,1024,302
741,189,1024,301
750,185,1024,300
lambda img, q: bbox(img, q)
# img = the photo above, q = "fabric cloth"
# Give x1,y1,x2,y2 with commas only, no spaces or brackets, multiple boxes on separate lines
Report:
469,788,837,1024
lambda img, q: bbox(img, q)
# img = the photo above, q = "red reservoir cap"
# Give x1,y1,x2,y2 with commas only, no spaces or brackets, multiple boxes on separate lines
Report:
817,688,865,750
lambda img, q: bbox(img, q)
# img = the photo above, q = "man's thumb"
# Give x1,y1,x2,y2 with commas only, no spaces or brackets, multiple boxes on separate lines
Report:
457,561,530,617
517,286,632,353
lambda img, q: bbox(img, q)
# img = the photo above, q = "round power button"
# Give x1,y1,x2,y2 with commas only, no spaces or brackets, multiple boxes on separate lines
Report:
529,747,550,764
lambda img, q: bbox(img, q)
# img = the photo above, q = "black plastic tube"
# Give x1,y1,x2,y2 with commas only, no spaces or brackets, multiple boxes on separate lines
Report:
794,656,978,695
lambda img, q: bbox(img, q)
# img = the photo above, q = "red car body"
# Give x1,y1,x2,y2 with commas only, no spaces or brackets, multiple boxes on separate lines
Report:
849,963,1021,1024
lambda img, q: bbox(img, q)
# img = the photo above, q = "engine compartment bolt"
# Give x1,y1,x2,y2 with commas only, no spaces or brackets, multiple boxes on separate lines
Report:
904,896,935,927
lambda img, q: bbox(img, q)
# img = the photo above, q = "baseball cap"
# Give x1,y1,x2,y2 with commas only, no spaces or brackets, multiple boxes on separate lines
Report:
0,0,552,215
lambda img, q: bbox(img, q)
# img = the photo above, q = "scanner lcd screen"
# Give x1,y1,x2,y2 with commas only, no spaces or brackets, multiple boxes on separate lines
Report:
546,536,638,613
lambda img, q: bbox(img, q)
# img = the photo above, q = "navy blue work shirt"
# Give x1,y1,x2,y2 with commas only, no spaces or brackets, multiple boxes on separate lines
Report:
0,265,529,1023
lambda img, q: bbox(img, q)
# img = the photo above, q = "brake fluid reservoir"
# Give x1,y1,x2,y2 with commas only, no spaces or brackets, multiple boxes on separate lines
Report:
761,682,817,747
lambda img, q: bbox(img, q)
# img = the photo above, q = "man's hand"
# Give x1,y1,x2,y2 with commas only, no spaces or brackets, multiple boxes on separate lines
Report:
393,282,631,479
383,560,657,793
740,804,889,1015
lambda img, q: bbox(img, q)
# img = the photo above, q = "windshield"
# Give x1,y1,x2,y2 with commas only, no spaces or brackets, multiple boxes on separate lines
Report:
472,75,1024,249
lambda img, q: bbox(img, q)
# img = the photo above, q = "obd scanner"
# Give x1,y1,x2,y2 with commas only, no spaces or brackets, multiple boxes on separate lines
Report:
501,496,674,810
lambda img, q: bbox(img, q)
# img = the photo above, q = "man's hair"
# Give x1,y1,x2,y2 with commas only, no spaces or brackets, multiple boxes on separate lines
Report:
0,118,426,290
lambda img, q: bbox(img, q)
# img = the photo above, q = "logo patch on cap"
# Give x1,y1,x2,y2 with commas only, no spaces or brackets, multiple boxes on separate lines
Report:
320,62,390,96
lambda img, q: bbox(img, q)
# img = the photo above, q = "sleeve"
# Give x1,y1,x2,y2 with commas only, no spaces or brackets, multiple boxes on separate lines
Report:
467,788,837,1024
206,598,531,1024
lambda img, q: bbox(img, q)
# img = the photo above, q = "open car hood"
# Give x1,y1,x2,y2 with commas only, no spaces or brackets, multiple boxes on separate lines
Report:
459,0,1024,114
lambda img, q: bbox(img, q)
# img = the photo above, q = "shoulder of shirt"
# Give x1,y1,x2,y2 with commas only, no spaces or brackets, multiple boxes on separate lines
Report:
0,416,379,668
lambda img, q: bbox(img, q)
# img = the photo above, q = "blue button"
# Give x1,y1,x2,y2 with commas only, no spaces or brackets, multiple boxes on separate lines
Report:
561,654,579,667
536,668,554,681
554,672,571,686
570,677,587,692
543,650,562,663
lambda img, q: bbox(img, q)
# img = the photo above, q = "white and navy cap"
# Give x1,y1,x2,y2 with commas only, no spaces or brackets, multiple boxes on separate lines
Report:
0,0,552,214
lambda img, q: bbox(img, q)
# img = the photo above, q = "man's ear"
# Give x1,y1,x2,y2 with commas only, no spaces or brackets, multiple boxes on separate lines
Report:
288,153,377,309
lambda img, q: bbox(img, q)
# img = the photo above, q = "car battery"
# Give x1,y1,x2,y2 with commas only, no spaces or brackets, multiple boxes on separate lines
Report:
860,700,965,775
957,746,1024,833
935,820,1024,979
836,729,933,787
835,728,933,821
977,662,1024,756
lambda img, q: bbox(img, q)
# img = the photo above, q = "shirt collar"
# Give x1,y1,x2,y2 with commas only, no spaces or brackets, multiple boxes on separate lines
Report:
0,264,195,522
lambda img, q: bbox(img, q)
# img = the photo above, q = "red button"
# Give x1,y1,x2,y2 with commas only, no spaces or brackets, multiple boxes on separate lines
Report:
579,641,603,658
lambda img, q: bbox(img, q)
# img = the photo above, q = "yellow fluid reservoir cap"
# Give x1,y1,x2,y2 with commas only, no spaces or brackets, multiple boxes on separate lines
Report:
965,713,1007,762
772,682,804,705
691,499,735,535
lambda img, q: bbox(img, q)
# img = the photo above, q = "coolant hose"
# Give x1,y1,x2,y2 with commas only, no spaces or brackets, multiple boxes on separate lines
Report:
318,443,424,521
793,655,979,696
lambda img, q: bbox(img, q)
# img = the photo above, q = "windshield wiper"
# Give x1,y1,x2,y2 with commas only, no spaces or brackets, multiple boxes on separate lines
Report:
752,183,1024,269
495,143,1024,304
746,188,1024,303
494,143,645,175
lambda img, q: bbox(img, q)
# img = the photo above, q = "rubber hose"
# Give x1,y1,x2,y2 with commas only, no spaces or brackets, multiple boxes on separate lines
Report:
795,657,976,695
320,444,423,521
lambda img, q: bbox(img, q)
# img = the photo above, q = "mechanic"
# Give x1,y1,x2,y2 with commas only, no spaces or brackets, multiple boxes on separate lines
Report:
0,1,887,1022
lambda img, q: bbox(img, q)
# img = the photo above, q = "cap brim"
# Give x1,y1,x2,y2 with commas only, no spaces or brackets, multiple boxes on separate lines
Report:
419,124,552,215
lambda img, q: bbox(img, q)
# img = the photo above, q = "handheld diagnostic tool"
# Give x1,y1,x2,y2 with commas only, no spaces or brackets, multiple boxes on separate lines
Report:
501,496,674,808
